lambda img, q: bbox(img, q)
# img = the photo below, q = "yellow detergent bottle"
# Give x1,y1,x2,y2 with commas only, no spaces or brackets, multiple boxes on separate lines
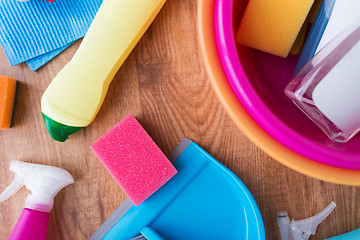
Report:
41,0,166,142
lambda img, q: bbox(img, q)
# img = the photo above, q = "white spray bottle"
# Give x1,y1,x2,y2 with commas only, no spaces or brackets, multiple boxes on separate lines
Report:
0,160,74,240
277,201,336,240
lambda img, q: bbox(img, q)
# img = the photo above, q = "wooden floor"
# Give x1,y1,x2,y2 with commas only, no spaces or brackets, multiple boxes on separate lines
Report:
0,1,359,239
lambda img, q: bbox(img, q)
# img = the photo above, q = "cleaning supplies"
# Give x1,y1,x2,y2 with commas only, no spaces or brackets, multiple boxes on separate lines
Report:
277,201,336,240
0,161,74,240
90,138,265,240
325,228,360,240
286,19,360,142
41,0,167,142
90,114,177,206
0,76,17,129
236,0,314,58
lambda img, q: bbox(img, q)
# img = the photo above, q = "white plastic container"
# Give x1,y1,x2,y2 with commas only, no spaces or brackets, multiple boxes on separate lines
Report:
286,19,360,142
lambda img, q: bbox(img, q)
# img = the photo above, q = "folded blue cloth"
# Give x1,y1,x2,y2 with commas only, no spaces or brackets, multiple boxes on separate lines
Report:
0,0,103,70
26,43,73,71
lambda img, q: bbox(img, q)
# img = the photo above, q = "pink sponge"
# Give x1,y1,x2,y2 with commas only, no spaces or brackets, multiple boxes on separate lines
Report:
90,114,177,206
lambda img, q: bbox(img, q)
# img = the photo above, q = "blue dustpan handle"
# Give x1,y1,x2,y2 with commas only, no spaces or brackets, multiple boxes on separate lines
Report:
140,227,165,240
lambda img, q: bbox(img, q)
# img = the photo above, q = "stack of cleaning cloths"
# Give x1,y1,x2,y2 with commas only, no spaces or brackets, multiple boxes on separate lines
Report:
0,0,103,71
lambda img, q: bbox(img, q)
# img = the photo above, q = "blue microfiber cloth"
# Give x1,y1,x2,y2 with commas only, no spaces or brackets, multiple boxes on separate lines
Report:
0,0,103,71
26,42,73,71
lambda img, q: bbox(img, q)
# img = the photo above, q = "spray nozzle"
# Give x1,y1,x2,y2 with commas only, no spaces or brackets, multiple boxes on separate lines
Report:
277,201,336,240
0,160,74,212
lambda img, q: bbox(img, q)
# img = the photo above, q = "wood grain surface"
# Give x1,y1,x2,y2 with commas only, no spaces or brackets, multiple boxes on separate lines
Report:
0,1,359,239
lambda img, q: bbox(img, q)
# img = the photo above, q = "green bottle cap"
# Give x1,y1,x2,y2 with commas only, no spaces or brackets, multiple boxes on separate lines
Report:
42,113,84,142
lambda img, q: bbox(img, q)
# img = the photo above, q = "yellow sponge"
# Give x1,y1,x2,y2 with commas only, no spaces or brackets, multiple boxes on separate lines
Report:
236,0,314,58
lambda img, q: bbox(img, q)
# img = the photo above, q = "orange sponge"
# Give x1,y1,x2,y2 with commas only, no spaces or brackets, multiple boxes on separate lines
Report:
0,76,17,129
236,0,314,58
